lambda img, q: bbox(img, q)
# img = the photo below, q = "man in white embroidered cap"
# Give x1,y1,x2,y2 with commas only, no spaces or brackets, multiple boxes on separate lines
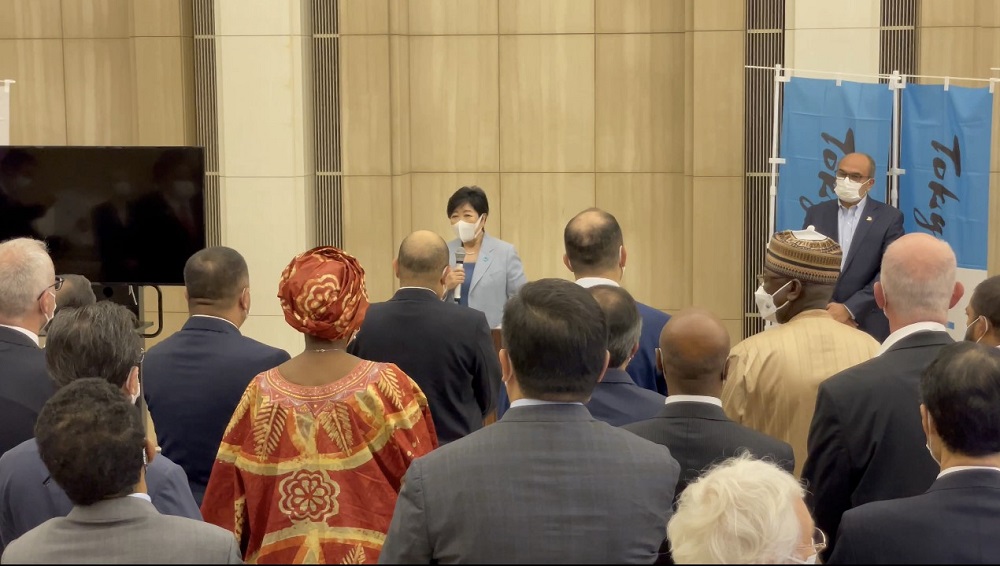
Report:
722,228,879,476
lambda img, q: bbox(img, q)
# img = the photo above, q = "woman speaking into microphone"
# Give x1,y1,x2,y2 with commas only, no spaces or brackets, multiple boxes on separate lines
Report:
445,186,527,328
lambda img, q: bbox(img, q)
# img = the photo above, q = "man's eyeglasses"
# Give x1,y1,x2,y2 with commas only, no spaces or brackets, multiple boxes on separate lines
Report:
835,170,871,183
36,277,64,301
807,527,828,554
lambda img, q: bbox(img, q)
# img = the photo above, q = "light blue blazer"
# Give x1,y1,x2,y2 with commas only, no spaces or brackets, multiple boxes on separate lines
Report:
447,233,527,328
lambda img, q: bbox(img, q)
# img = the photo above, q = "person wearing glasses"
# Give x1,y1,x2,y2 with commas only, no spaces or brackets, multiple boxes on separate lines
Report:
0,238,60,457
667,455,826,564
802,152,905,342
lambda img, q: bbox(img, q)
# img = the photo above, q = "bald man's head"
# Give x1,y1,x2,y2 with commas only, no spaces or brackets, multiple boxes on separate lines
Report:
397,230,449,283
564,208,624,275
879,233,959,325
659,308,731,396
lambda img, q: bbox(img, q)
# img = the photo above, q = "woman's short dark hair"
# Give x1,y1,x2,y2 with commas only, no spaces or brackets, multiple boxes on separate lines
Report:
971,275,1000,329
922,342,1000,457
35,378,145,506
446,186,490,217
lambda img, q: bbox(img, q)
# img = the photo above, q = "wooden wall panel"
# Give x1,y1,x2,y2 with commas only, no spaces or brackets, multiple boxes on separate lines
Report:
596,33,683,172
0,39,68,144
919,0,976,27
410,173,502,243
499,35,595,172
691,31,743,176
408,0,498,35
131,0,193,37
596,173,685,310
343,176,396,302
409,36,499,172
0,0,63,38
595,0,684,33
691,176,743,319
917,27,978,80
390,35,411,174
499,173,595,281
498,0,594,34
390,0,409,34
392,174,413,257
340,36,392,175
133,37,195,144
340,0,390,35
691,0,744,31
63,39,137,144
61,0,131,38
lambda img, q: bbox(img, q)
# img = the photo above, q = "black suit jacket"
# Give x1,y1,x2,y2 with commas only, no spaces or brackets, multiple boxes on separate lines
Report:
143,316,289,503
802,198,904,341
624,401,794,499
348,288,501,445
0,327,55,456
830,469,1000,564
585,368,664,427
803,330,953,559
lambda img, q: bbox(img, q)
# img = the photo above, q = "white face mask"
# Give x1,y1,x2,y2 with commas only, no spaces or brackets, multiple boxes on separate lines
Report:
965,315,987,343
926,436,941,467
453,215,484,243
789,553,818,564
130,387,140,406
42,290,55,325
834,177,867,203
754,281,793,324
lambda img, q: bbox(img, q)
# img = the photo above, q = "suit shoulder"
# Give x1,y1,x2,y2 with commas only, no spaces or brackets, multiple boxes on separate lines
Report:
821,355,887,395
602,424,674,459
152,512,240,544
237,335,290,360
636,302,670,325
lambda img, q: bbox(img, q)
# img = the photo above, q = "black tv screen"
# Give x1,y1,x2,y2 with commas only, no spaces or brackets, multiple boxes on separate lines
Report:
0,146,205,285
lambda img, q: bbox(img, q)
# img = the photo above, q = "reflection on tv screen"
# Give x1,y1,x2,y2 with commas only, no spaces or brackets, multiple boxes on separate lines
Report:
0,146,206,285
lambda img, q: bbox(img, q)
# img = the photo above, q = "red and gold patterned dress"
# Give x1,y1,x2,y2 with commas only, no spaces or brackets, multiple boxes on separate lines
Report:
201,361,438,564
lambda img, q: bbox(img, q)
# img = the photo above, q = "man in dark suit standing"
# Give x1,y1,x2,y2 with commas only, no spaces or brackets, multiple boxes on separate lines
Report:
803,233,963,559
143,247,289,504
379,279,680,564
831,342,1000,564
584,285,664,426
626,308,793,498
349,230,501,444
0,238,59,456
802,152,904,341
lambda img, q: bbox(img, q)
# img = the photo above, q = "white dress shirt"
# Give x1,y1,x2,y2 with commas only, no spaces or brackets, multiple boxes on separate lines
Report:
127,492,153,503
877,321,948,356
838,195,867,268
0,324,40,347
664,394,723,407
938,465,1000,479
509,399,584,408
575,277,620,289
189,314,239,330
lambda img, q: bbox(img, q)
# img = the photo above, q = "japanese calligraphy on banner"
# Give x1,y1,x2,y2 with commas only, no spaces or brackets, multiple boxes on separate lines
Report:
898,84,993,339
776,77,893,232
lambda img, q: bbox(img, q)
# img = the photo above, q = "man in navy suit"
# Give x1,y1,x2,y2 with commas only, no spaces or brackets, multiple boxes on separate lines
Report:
830,342,1000,564
584,285,664,426
349,231,501,444
143,247,289,504
802,152,904,341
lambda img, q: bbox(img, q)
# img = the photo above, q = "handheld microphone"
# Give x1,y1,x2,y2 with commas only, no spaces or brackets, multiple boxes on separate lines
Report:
454,249,466,304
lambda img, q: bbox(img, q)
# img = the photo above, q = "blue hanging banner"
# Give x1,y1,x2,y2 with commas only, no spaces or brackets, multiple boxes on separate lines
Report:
777,78,893,232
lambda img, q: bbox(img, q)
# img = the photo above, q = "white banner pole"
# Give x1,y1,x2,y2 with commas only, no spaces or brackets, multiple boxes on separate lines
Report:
888,70,905,208
767,64,789,239
0,80,14,146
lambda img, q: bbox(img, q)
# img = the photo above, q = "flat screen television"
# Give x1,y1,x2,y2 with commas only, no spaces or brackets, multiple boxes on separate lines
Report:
0,146,205,285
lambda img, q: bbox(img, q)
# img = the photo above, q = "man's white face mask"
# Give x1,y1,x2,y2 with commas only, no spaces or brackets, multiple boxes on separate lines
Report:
754,281,792,324
834,177,867,203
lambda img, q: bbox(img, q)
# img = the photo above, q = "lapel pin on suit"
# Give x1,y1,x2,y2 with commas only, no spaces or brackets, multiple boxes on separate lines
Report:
866,216,873,222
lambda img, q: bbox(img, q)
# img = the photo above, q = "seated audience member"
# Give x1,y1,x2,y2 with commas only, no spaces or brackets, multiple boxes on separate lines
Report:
143,247,289,503
625,308,794,498
0,303,200,549
723,229,878,475
584,285,664,425
52,274,96,315
349,231,500,444
200,247,437,564
0,239,59,457
803,233,961,558
964,274,1000,347
379,279,680,564
830,342,1000,563
0,379,241,564
668,455,824,564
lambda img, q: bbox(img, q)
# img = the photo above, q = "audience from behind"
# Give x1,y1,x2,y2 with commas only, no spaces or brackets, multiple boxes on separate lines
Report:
583,285,664,425
0,302,200,549
349,231,501,444
965,275,1000,348
803,233,962,558
442,186,527,328
0,238,59,457
201,246,437,564
831,342,1000,563
142,247,289,504
380,278,679,564
0,379,241,564
625,308,794,499
723,229,879,475
668,455,823,564
53,274,96,315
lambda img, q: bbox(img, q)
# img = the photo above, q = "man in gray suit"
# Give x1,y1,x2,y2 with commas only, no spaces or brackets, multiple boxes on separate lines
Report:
379,278,680,564
1,378,241,564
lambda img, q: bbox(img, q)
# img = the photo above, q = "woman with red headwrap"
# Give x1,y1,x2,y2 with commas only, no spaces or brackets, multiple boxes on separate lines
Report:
200,247,438,564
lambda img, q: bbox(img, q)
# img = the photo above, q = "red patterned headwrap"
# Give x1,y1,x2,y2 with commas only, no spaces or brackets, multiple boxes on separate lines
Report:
277,246,369,341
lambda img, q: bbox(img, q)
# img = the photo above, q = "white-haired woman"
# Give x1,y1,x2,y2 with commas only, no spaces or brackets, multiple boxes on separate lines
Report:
667,455,826,564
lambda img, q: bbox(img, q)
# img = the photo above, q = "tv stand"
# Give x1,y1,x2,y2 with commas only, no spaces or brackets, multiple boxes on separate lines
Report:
92,283,165,339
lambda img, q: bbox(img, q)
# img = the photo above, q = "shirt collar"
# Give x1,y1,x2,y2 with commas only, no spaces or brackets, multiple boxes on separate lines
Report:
839,195,868,215
510,398,584,408
877,321,948,356
0,324,40,347
127,492,152,503
575,277,620,289
665,394,723,408
397,286,440,296
938,466,1000,479
189,314,239,330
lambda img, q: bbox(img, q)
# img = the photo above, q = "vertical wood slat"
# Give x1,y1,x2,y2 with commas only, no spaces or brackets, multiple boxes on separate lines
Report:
192,0,221,247
312,0,342,248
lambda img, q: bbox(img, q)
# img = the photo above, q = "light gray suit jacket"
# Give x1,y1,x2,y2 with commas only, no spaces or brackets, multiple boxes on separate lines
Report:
1,496,241,564
448,233,527,328
379,404,680,564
